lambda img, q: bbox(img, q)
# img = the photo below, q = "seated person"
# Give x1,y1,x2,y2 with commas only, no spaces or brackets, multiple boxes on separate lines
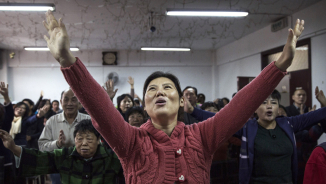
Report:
0,119,121,184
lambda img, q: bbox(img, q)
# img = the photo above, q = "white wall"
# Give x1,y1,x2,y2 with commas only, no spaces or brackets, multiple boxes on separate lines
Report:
214,0,326,142
2,50,214,106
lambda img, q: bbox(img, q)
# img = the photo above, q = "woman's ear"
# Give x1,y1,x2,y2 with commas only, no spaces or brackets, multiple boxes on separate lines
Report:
180,96,185,107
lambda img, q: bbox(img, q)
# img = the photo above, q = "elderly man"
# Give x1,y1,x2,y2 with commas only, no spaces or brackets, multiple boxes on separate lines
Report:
38,88,90,183
0,119,121,184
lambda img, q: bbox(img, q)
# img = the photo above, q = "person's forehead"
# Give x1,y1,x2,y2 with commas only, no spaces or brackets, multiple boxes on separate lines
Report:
76,131,95,137
63,90,76,98
130,112,142,116
184,88,196,94
265,96,278,101
295,89,306,95
148,77,175,87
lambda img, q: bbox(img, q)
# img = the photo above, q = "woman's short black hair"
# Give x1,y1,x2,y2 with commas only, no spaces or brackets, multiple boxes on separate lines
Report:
201,102,220,111
117,94,134,112
125,106,145,122
15,102,30,120
270,89,281,102
73,119,100,139
143,71,184,122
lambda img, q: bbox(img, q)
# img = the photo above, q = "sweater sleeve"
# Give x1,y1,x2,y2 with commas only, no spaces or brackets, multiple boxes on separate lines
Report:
196,61,285,155
3,102,14,132
32,96,43,114
288,106,326,133
303,147,326,184
61,58,137,158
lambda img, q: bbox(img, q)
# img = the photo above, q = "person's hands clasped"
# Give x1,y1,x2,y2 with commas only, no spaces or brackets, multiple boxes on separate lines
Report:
43,10,76,67
275,19,305,71
183,97,194,114
56,130,66,148
103,79,118,100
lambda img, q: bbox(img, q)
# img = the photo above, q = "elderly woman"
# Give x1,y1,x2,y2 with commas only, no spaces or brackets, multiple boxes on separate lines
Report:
0,119,121,184
42,10,304,183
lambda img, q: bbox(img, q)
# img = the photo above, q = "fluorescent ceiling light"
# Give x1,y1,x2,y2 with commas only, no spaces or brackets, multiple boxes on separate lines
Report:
166,10,248,17
0,3,55,11
24,47,79,51
141,47,191,51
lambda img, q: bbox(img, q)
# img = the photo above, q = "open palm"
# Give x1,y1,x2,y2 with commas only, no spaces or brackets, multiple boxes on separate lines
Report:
43,10,75,67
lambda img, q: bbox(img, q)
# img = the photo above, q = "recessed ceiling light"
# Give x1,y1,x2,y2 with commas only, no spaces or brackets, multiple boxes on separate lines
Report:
141,47,191,51
0,3,55,11
166,9,248,17
24,47,79,51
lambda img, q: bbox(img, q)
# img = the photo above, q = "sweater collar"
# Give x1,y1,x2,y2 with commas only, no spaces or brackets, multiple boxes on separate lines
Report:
140,119,185,144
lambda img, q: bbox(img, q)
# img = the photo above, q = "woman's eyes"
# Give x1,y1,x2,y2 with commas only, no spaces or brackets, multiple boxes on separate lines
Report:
164,86,172,89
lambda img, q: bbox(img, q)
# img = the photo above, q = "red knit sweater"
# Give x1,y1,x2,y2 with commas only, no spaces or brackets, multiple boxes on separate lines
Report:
61,58,285,184
303,147,326,184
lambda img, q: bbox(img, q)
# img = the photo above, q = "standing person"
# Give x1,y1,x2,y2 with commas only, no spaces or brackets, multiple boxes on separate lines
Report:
38,88,90,184
26,99,55,149
42,10,304,183
286,88,324,184
187,89,326,184
183,86,200,125
52,100,61,113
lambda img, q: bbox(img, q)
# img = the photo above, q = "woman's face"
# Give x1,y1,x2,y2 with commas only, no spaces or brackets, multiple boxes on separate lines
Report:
144,77,183,121
120,96,133,113
128,112,144,127
14,104,26,117
255,96,279,122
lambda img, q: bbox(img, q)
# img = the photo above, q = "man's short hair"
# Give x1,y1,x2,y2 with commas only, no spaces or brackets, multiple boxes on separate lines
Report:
293,87,306,95
73,119,100,139
182,86,198,96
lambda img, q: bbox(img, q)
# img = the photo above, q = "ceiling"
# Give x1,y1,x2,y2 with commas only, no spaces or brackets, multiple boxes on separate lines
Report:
0,0,321,51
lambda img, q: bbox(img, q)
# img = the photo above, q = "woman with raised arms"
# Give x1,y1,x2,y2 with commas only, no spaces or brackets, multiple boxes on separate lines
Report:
42,10,304,183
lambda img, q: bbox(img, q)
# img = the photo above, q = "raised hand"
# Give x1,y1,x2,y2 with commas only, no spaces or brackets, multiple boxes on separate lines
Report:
40,90,44,97
43,10,76,67
128,76,134,88
275,19,305,71
37,105,50,118
0,129,16,150
183,96,194,114
0,82,10,104
309,105,316,112
103,79,118,100
56,130,66,148
315,86,326,107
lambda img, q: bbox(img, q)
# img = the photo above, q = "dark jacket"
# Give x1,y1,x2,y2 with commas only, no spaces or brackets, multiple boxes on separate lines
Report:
0,103,13,164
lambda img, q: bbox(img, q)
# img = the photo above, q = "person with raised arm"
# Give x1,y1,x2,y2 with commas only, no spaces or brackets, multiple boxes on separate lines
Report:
42,10,304,183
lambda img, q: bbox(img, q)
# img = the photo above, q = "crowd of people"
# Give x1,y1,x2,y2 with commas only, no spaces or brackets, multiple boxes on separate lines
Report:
0,10,326,184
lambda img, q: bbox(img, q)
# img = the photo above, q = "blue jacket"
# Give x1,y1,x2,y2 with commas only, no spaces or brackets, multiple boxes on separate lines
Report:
191,107,326,184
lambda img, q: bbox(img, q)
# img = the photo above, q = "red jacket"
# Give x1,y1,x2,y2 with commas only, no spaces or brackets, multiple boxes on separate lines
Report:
61,58,285,184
